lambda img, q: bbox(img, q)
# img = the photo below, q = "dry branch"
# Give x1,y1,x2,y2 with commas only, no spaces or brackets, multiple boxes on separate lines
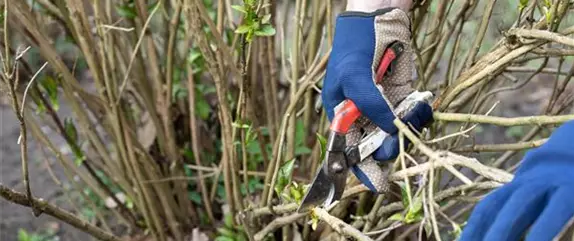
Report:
313,207,374,241
390,152,513,183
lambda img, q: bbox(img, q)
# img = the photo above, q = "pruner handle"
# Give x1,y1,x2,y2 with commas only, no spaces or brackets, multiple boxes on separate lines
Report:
329,99,361,134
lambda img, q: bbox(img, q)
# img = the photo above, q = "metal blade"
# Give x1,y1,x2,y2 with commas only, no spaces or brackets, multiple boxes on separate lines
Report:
358,129,388,160
297,163,335,213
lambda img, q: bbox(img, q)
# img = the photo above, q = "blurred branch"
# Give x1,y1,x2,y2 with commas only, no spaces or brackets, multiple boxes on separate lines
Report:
509,28,574,48
505,66,570,75
0,184,122,241
254,212,307,241
433,112,574,126
453,139,548,152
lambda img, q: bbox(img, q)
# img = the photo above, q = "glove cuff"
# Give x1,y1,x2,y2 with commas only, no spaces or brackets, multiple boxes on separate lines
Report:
338,7,401,18
334,8,415,107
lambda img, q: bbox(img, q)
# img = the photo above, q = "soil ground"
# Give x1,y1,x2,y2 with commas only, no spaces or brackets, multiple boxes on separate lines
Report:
1,99,92,241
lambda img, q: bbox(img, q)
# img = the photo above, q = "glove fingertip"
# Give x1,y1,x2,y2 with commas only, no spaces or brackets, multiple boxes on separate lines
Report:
372,134,401,162
402,102,434,131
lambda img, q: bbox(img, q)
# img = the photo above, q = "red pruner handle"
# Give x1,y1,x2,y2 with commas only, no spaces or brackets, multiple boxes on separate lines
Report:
330,99,361,134
375,41,405,84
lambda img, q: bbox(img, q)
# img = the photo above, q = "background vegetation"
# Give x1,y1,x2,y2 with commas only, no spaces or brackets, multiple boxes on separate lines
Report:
2,0,574,240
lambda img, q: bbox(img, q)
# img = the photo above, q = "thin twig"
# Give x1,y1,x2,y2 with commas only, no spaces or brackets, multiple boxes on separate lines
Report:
18,62,47,121
116,1,161,104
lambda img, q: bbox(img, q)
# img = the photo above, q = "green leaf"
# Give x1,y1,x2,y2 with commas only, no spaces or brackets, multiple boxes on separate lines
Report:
295,119,306,146
64,118,78,144
399,182,410,208
316,133,327,161
295,146,312,155
188,191,202,204
449,222,463,240
232,121,251,129
519,0,529,9
254,24,276,36
18,229,30,241
248,178,264,193
311,216,319,230
187,50,203,64
410,196,423,214
74,155,86,166
245,128,257,144
388,212,404,222
116,5,137,19
31,93,46,114
41,76,59,111
261,14,272,24
545,7,552,25
172,82,188,101
183,148,194,162
405,195,424,223
405,210,423,223
214,233,235,241
216,227,236,239
231,5,247,14
246,141,261,155
289,182,305,203
274,159,295,196
217,184,226,200
235,24,251,34
224,213,234,228
196,96,211,120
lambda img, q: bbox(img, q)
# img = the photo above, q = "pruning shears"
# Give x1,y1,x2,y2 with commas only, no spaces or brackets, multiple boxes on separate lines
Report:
297,42,434,213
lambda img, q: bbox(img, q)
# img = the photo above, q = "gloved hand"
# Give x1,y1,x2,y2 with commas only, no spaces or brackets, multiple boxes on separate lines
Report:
460,120,574,241
321,8,433,193
321,7,433,161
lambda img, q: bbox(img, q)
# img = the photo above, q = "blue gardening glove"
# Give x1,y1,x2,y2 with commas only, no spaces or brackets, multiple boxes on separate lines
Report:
460,120,574,241
321,8,434,193
321,8,433,161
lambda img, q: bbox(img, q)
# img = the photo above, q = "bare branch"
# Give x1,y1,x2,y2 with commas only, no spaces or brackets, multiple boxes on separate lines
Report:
434,113,574,126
